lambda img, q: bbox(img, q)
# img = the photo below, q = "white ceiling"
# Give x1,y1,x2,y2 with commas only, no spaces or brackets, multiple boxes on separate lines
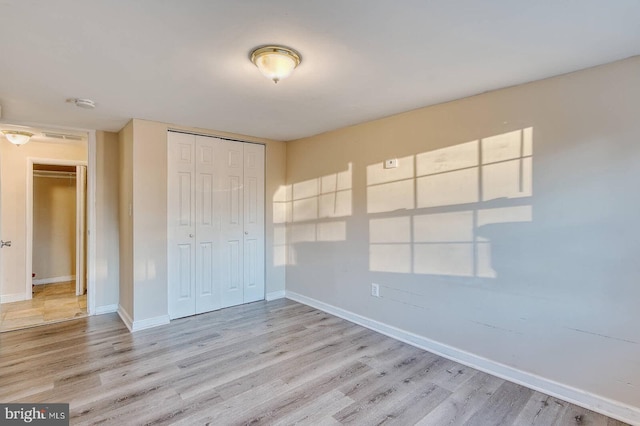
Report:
0,1,639,141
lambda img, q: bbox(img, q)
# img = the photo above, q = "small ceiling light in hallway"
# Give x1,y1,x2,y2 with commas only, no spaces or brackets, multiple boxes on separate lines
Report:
250,45,301,83
2,130,33,146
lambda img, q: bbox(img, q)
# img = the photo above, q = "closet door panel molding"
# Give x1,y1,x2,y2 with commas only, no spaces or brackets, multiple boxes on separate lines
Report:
219,140,245,308
195,136,219,314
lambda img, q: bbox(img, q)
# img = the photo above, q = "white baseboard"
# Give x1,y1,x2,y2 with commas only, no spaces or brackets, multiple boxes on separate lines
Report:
94,304,118,315
266,290,286,301
117,305,169,332
131,315,170,332
285,290,640,426
0,293,25,303
117,305,134,332
33,275,75,285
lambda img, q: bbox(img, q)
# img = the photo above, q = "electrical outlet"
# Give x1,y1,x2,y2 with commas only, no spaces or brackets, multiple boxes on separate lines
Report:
371,283,380,297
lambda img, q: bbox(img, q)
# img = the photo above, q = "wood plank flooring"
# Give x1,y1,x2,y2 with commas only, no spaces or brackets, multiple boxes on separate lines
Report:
0,299,629,425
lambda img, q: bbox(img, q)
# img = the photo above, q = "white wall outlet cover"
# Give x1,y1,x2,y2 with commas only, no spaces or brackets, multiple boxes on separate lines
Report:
371,283,380,297
384,159,398,169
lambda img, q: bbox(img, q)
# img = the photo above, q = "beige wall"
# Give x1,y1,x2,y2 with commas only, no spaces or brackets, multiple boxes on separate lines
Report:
95,131,120,309
33,174,76,281
285,56,640,413
118,122,134,318
0,139,87,300
119,119,286,325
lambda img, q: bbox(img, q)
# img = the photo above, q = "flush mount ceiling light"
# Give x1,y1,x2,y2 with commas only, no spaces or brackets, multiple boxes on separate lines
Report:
250,45,301,83
66,98,96,109
2,130,34,146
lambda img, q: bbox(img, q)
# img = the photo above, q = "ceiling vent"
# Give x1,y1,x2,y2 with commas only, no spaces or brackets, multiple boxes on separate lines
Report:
42,132,84,141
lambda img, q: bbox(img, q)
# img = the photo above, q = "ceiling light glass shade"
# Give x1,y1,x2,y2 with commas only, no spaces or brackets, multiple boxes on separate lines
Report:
250,46,301,83
2,131,34,146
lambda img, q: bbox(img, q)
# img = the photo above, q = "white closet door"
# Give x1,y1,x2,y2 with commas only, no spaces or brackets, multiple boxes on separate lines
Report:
242,143,265,303
218,139,245,308
168,132,196,319
194,136,220,314
168,132,266,318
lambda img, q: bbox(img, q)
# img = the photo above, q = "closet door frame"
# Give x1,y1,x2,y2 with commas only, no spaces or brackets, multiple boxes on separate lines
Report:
167,131,266,319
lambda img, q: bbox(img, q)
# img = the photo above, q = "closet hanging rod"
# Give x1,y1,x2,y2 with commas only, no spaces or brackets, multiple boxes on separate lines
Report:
33,170,77,178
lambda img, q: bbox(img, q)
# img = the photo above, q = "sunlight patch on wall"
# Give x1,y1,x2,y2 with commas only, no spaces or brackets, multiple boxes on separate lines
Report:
414,211,474,242
273,224,287,266
482,128,533,201
483,158,533,201
367,156,414,213
367,128,533,278
367,155,415,185
482,128,532,163
290,223,317,243
290,221,347,243
414,212,475,276
368,179,414,213
317,221,347,242
274,163,353,266
293,197,318,222
417,168,479,208
370,216,411,243
292,163,353,221
272,185,291,266
369,217,411,273
273,184,292,224
417,140,479,175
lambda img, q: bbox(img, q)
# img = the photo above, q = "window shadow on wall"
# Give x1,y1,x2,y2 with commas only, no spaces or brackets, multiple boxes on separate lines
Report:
272,163,353,267
276,127,542,311
368,128,533,279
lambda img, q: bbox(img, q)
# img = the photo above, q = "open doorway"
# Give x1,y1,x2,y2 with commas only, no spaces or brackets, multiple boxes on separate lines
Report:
28,163,87,325
0,127,89,332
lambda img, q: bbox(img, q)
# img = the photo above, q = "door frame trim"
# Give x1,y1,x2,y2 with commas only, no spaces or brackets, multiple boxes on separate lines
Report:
75,165,87,296
26,157,87,302
23,128,96,315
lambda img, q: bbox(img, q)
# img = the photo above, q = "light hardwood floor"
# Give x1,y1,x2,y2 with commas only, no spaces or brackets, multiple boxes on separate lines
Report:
0,299,628,425
0,281,87,332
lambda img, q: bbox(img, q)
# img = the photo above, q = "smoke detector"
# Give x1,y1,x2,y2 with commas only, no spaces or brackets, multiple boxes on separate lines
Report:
67,98,96,109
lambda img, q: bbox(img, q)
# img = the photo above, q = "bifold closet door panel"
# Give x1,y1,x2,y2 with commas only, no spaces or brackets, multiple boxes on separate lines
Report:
194,136,220,314
218,139,245,308
243,143,265,303
168,132,266,318
168,132,197,319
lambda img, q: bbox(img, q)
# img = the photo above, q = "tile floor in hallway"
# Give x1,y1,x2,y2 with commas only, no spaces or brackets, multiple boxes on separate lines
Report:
0,281,87,332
